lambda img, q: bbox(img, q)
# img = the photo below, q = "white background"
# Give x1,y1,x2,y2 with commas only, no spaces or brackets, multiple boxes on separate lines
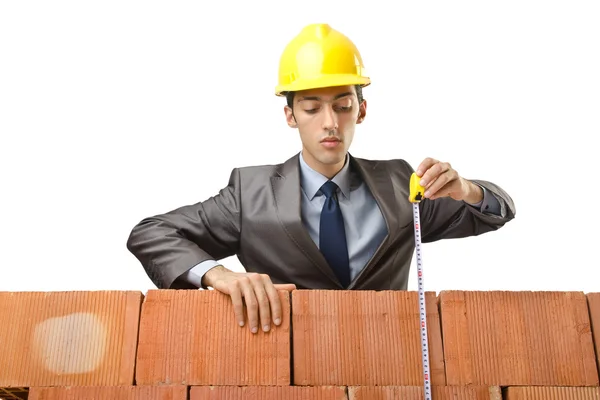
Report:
1,1,598,294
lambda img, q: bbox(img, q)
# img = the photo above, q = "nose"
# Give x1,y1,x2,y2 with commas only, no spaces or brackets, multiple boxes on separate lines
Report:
321,105,338,131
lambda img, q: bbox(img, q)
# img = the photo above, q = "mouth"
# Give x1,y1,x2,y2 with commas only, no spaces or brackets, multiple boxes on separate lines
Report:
321,137,342,143
320,138,342,148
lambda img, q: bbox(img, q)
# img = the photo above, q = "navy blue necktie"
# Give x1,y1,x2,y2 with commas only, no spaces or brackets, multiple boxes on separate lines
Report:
319,181,351,287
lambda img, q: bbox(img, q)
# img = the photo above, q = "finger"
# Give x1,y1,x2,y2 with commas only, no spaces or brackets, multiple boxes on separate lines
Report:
415,157,438,177
274,283,297,291
424,173,450,199
261,274,283,326
228,281,246,327
407,174,440,202
428,178,462,200
250,274,272,332
426,169,458,199
420,161,450,188
240,277,260,333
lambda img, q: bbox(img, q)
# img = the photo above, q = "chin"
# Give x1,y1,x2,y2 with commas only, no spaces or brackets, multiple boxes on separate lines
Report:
318,152,346,165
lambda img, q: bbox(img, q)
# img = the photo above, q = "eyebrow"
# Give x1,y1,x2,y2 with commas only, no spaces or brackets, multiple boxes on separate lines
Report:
298,92,354,102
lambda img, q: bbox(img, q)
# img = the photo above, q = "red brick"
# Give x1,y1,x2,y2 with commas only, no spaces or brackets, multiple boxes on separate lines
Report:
0,291,142,387
348,386,502,399
587,293,600,376
190,386,346,399
135,289,290,385
28,385,187,400
440,291,598,386
292,290,445,386
505,386,600,399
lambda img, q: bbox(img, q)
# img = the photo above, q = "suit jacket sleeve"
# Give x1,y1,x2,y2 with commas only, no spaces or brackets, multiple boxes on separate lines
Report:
400,161,516,242
126,168,242,289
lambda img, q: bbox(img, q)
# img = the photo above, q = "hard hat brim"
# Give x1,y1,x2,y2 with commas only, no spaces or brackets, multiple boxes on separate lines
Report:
275,75,371,97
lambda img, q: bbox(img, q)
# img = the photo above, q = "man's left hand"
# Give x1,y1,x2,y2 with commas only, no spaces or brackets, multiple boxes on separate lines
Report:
412,157,483,204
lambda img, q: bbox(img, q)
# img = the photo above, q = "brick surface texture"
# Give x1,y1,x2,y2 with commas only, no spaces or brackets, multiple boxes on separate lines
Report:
135,289,291,386
292,290,445,386
3,289,600,398
190,386,347,399
440,290,598,386
504,386,600,399
28,385,187,400
348,385,502,399
0,291,142,387
587,293,600,376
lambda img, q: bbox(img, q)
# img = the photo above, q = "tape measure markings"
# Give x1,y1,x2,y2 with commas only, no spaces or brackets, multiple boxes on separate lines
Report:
409,172,431,400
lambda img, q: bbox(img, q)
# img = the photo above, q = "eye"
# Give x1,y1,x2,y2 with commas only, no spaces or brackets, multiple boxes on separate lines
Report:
335,106,352,112
304,108,319,114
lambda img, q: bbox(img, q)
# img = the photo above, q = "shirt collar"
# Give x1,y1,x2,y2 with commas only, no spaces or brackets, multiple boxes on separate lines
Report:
299,151,351,200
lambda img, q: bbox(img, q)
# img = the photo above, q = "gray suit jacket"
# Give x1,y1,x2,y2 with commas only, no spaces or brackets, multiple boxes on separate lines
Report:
126,153,515,290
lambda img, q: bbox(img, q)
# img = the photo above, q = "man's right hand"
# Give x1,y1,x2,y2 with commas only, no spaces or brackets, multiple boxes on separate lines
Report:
202,265,296,333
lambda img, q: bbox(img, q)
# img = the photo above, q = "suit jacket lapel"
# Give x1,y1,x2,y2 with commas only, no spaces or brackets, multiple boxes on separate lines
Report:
347,155,401,288
270,153,341,286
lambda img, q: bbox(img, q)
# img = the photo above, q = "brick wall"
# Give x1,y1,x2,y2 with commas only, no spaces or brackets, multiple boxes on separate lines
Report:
1,290,599,400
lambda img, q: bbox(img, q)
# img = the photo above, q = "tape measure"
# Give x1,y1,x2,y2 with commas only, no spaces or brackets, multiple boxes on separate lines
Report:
409,172,431,400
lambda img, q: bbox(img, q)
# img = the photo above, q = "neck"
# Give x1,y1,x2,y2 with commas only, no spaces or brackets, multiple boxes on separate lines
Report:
301,149,346,179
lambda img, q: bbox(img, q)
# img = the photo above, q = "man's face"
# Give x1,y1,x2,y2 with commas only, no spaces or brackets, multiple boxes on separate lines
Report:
284,85,367,176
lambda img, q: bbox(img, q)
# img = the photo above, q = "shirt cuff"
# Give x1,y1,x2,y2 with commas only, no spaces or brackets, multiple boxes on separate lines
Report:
181,260,221,289
465,184,502,216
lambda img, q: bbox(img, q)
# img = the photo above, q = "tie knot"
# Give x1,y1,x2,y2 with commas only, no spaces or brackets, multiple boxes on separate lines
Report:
320,180,339,198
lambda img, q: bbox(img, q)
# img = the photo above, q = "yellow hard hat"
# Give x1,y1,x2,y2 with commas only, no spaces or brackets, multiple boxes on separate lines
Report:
275,23,371,96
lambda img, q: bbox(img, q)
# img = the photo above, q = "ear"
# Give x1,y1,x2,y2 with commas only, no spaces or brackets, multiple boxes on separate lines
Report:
284,105,297,128
356,99,367,124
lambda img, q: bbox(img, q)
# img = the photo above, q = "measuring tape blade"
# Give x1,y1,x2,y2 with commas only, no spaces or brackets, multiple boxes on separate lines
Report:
409,172,431,400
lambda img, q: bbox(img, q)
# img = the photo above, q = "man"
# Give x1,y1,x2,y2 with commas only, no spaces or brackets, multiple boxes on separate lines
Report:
126,23,515,335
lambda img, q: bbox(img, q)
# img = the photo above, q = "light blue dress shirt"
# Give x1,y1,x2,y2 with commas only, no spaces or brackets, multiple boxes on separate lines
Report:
296,152,388,282
183,153,500,287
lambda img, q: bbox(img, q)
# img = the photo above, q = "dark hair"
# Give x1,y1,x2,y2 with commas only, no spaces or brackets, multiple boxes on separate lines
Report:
284,84,364,109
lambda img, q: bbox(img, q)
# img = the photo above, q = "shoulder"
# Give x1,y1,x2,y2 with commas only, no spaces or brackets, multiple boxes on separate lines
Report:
226,153,299,183
236,164,280,176
350,154,415,177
